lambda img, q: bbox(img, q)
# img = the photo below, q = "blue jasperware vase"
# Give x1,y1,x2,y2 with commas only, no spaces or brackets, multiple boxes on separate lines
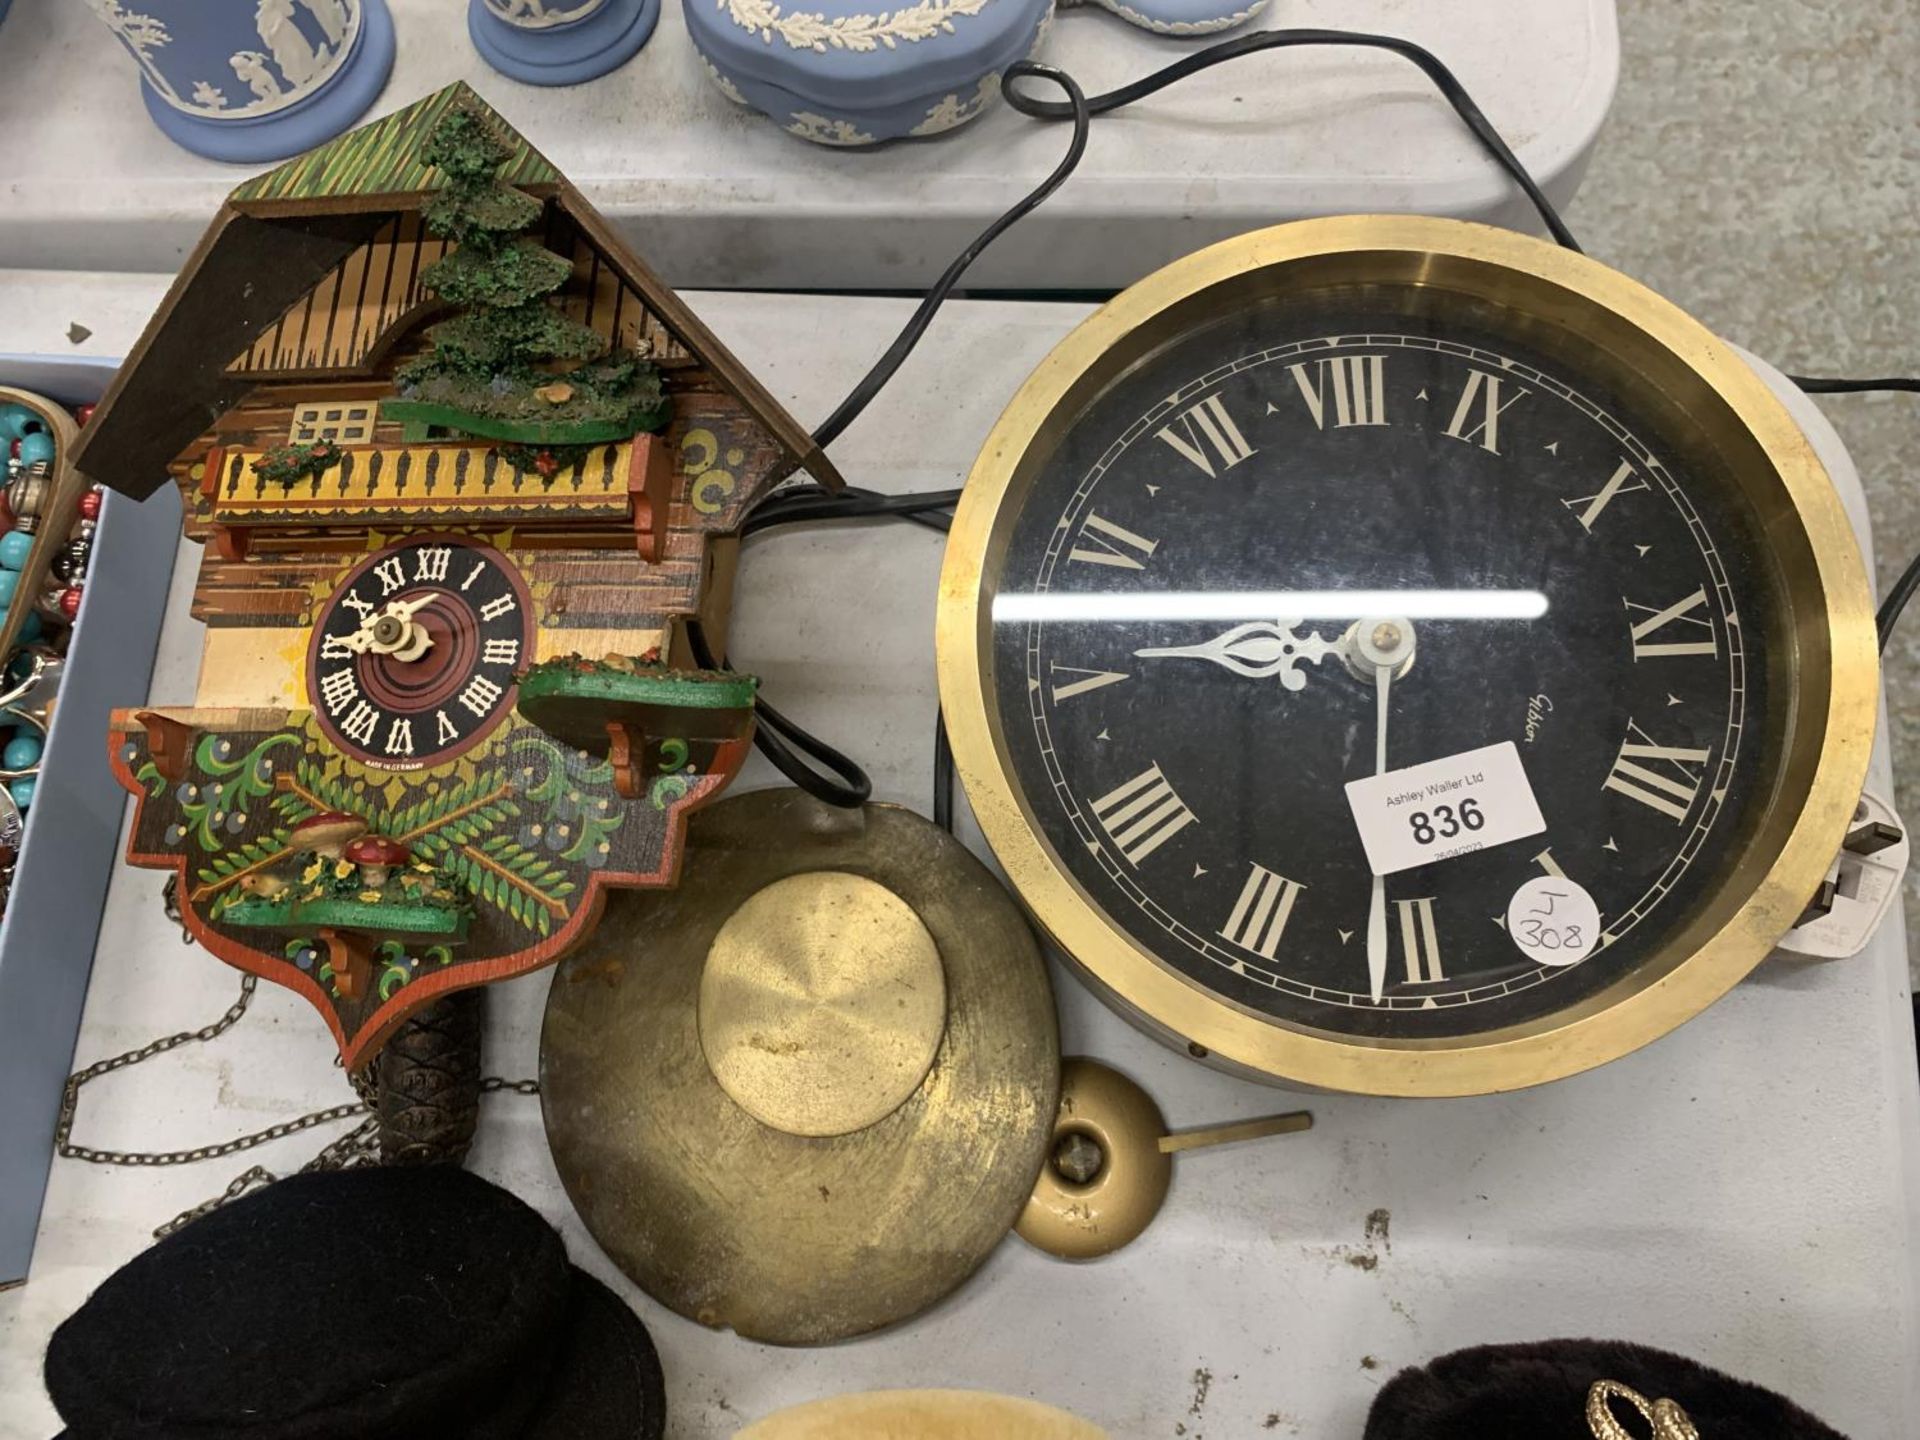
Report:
684,0,1055,146
467,0,659,86
84,0,396,163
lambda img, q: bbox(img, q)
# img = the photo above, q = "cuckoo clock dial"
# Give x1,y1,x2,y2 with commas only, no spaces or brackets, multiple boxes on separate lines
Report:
308,536,534,770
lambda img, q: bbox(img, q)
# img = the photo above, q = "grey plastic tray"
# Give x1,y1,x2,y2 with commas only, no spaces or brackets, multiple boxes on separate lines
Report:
0,355,178,1287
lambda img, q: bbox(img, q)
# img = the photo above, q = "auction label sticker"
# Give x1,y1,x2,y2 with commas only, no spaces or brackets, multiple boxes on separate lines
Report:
1505,875,1602,967
1344,741,1545,876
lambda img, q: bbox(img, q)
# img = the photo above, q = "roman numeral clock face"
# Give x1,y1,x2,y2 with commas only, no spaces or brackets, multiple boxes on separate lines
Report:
307,537,534,770
983,296,1786,1042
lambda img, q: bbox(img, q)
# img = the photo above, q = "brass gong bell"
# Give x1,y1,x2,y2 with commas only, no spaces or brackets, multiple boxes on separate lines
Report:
540,788,1060,1345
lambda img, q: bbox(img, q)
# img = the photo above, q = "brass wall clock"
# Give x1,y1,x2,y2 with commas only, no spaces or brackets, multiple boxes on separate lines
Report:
937,215,1876,1097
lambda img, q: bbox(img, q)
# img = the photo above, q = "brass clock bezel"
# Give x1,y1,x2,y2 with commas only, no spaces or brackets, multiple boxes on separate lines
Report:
935,215,1877,1097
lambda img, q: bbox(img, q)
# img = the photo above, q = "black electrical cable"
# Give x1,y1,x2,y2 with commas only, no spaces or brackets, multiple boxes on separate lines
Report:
686,617,872,807
718,38,1589,805
932,708,955,833
1002,35,1582,254
804,36,1583,461
803,38,1580,460
712,481,954,800
706,480,954,801
1778,373,1920,650
719,34,1603,806
698,484,953,799
1789,376,1920,395
743,483,956,539
731,41,1920,792
809,67,1093,453
1877,548,1920,654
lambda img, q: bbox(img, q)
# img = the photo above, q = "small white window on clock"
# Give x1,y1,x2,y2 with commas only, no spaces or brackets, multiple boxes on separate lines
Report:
290,401,377,446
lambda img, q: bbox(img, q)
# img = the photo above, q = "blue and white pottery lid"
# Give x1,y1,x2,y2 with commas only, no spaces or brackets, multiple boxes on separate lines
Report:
1084,0,1265,35
684,0,1052,112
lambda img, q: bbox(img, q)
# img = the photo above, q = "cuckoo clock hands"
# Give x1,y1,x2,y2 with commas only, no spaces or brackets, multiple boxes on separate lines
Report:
308,536,533,771
334,594,437,662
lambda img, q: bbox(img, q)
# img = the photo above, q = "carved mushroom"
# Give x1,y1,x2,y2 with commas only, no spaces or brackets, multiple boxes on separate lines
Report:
290,811,367,860
343,834,410,890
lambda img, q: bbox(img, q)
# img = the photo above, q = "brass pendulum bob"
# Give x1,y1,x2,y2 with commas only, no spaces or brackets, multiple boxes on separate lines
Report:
1018,1057,1313,1261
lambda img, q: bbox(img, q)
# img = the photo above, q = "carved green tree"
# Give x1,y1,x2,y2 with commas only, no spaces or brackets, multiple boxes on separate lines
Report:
391,107,667,447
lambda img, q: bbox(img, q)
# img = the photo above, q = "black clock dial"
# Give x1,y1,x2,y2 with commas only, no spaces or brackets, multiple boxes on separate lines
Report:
990,294,1781,1040
308,536,533,771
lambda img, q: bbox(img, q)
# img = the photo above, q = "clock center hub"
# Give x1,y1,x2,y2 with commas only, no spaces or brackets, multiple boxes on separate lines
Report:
697,870,947,1138
358,601,475,712
1343,613,1417,682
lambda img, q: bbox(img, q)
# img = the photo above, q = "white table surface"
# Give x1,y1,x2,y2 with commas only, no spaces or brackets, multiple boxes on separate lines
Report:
0,0,1615,290
0,270,1915,1440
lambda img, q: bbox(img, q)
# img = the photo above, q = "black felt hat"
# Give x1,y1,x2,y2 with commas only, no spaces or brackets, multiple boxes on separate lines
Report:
44,1166,665,1440
1366,1339,1849,1440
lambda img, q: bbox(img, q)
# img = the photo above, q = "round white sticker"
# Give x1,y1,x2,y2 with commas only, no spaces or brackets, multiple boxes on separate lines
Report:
1506,875,1601,967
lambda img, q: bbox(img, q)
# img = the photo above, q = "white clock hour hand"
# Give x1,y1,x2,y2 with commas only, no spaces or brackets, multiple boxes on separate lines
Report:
340,595,437,659
1134,620,1340,691
381,594,435,661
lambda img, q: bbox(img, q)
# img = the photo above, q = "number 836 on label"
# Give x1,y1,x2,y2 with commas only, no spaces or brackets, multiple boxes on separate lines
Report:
1345,741,1546,877
1407,798,1487,848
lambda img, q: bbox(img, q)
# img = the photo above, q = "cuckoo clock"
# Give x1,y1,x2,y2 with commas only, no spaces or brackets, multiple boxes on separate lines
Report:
73,85,839,1090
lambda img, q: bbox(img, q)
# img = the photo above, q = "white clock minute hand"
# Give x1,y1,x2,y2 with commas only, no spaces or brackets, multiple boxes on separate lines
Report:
1134,620,1340,692
1348,616,1416,1005
1366,661,1392,1005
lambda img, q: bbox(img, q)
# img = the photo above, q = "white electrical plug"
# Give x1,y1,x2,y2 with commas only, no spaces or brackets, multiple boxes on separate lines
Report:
1775,789,1909,960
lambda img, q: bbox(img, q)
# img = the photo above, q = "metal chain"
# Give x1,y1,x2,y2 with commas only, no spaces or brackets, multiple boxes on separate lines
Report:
162,873,194,945
55,972,372,1168
57,962,379,1237
154,1166,276,1238
152,1115,385,1238
59,881,539,1234
480,1076,541,1095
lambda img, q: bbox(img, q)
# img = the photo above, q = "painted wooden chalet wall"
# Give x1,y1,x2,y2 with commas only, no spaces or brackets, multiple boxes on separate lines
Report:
164,200,786,662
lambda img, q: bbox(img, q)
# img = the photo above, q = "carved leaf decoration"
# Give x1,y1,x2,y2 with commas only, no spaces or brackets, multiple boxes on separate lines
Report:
719,0,992,53
198,832,293,920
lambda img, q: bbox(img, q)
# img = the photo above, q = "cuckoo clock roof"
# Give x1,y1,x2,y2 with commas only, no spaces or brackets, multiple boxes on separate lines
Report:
74,83,840,500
